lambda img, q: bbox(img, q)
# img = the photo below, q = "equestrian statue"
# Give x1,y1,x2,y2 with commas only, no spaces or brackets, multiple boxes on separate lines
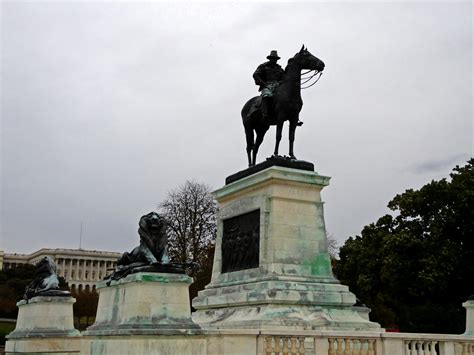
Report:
242,45,325,166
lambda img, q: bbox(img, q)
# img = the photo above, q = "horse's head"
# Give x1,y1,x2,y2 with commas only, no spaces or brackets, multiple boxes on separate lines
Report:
292,45,325,72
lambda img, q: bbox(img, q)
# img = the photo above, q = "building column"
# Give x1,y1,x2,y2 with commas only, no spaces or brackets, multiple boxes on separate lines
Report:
69,258,73,281
75,258,80,282
91,259,97,287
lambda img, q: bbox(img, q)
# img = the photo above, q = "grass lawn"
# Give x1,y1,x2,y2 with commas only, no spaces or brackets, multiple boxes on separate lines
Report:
0,321,16,346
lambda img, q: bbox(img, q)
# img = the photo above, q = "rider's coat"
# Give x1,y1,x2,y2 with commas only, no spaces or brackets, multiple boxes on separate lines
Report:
253,61,285,97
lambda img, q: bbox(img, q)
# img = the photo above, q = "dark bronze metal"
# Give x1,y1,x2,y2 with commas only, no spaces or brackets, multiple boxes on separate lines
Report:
225,155,314,185
106,212,187,283
222,210,260,273
243,45,325,166
24,256,70,300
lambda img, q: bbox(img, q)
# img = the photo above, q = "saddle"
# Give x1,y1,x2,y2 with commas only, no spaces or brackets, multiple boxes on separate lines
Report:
247,97,278,125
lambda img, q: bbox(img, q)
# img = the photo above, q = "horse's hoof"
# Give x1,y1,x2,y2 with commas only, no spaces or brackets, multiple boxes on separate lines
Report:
290,155,297,160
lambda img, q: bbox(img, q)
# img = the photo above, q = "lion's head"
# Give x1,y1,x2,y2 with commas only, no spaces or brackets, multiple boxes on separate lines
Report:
139,212,167,238
36,256,57,275
138,212,169,262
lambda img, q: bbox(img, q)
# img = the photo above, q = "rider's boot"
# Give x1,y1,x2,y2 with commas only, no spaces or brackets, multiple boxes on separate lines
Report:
261,97,272,122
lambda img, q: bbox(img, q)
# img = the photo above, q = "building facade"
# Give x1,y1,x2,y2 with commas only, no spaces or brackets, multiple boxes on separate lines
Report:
0,248,122,292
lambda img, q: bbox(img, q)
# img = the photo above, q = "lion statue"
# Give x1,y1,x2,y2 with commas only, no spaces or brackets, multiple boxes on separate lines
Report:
24,256,60,300
118,211,170,266
107,212,181,282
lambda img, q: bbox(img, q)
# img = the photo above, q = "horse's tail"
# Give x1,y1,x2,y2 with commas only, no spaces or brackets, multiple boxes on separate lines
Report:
242,97,255,152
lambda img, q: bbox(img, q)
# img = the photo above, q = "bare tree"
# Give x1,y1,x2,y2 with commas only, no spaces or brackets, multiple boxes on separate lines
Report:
158,180,217,274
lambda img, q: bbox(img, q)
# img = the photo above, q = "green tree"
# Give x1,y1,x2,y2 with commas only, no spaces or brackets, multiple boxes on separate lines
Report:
72,289,99,330
335,159,474,334
0,264,35,318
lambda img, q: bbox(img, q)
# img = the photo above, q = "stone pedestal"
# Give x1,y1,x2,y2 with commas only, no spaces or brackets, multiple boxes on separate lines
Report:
84,272,201,335
6,295,81,354
193,165,381,331
81,272,205,354
463,299,474,336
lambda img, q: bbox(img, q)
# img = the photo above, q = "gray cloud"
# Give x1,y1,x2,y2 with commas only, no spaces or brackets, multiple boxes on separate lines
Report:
1,2,472,253
408,154,471,175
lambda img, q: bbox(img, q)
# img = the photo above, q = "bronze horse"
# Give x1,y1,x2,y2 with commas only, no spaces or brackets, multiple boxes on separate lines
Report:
242,46,325,166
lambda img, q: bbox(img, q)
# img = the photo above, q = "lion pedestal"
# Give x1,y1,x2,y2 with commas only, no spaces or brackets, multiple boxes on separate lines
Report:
6,295,81,354
81,272,205,354
192,163,382,331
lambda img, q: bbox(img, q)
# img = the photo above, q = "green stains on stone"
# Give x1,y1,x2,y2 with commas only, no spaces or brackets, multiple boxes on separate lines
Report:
306,253,332,276
104,272,192,288
134,273,192,284
141,274,170,283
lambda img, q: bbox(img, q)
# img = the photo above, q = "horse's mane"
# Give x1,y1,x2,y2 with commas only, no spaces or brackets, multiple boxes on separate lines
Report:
285,58,294,74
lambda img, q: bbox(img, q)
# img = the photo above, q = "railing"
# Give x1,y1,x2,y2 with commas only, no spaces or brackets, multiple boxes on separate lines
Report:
264,336,306,355
328,337,377,355
404,340,438,355
258,331,474,355
454,342,474,355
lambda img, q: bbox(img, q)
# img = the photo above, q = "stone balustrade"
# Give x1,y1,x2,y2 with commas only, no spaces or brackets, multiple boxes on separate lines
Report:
263,335,307,355
256,331,474,355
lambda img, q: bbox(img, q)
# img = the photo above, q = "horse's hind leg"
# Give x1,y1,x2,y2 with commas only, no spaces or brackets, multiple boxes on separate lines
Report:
273,122,283,156
245,129,255,166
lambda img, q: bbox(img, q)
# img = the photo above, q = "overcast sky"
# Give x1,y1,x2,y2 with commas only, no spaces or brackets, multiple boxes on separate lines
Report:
1,2,472,255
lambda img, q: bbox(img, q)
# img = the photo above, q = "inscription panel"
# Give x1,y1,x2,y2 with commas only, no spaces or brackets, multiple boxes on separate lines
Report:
222,209,260,273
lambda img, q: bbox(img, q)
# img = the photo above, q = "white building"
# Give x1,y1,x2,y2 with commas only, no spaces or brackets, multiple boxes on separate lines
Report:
0,248,122,292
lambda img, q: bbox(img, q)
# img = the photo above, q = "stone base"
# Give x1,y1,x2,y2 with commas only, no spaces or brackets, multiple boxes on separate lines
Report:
84,272,201,336
193,165,381,331
7,295,80,339
193,278,380,331
6,295,80,354
6,337,81,354
80,335,206,355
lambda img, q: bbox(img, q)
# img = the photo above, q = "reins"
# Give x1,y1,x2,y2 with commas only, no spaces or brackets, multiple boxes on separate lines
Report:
300,70,323,89
283,69,323,89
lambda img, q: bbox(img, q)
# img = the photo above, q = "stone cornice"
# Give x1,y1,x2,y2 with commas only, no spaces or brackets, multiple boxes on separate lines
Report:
214,166,330,202
4,248,121,262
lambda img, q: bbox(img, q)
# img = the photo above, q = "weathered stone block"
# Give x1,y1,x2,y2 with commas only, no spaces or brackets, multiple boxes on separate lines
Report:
6,295,81,354
85,272,201,336
193,166,381,331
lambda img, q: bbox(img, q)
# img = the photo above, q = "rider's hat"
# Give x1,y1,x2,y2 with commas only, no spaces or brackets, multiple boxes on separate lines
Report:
267,50,280,60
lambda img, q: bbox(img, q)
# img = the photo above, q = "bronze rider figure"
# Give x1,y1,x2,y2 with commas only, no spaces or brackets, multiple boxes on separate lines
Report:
253,50,285,122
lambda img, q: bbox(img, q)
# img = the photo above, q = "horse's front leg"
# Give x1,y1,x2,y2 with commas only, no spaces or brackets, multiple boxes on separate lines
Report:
289,120,298,159
273,122,283,156
245,128,255,166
